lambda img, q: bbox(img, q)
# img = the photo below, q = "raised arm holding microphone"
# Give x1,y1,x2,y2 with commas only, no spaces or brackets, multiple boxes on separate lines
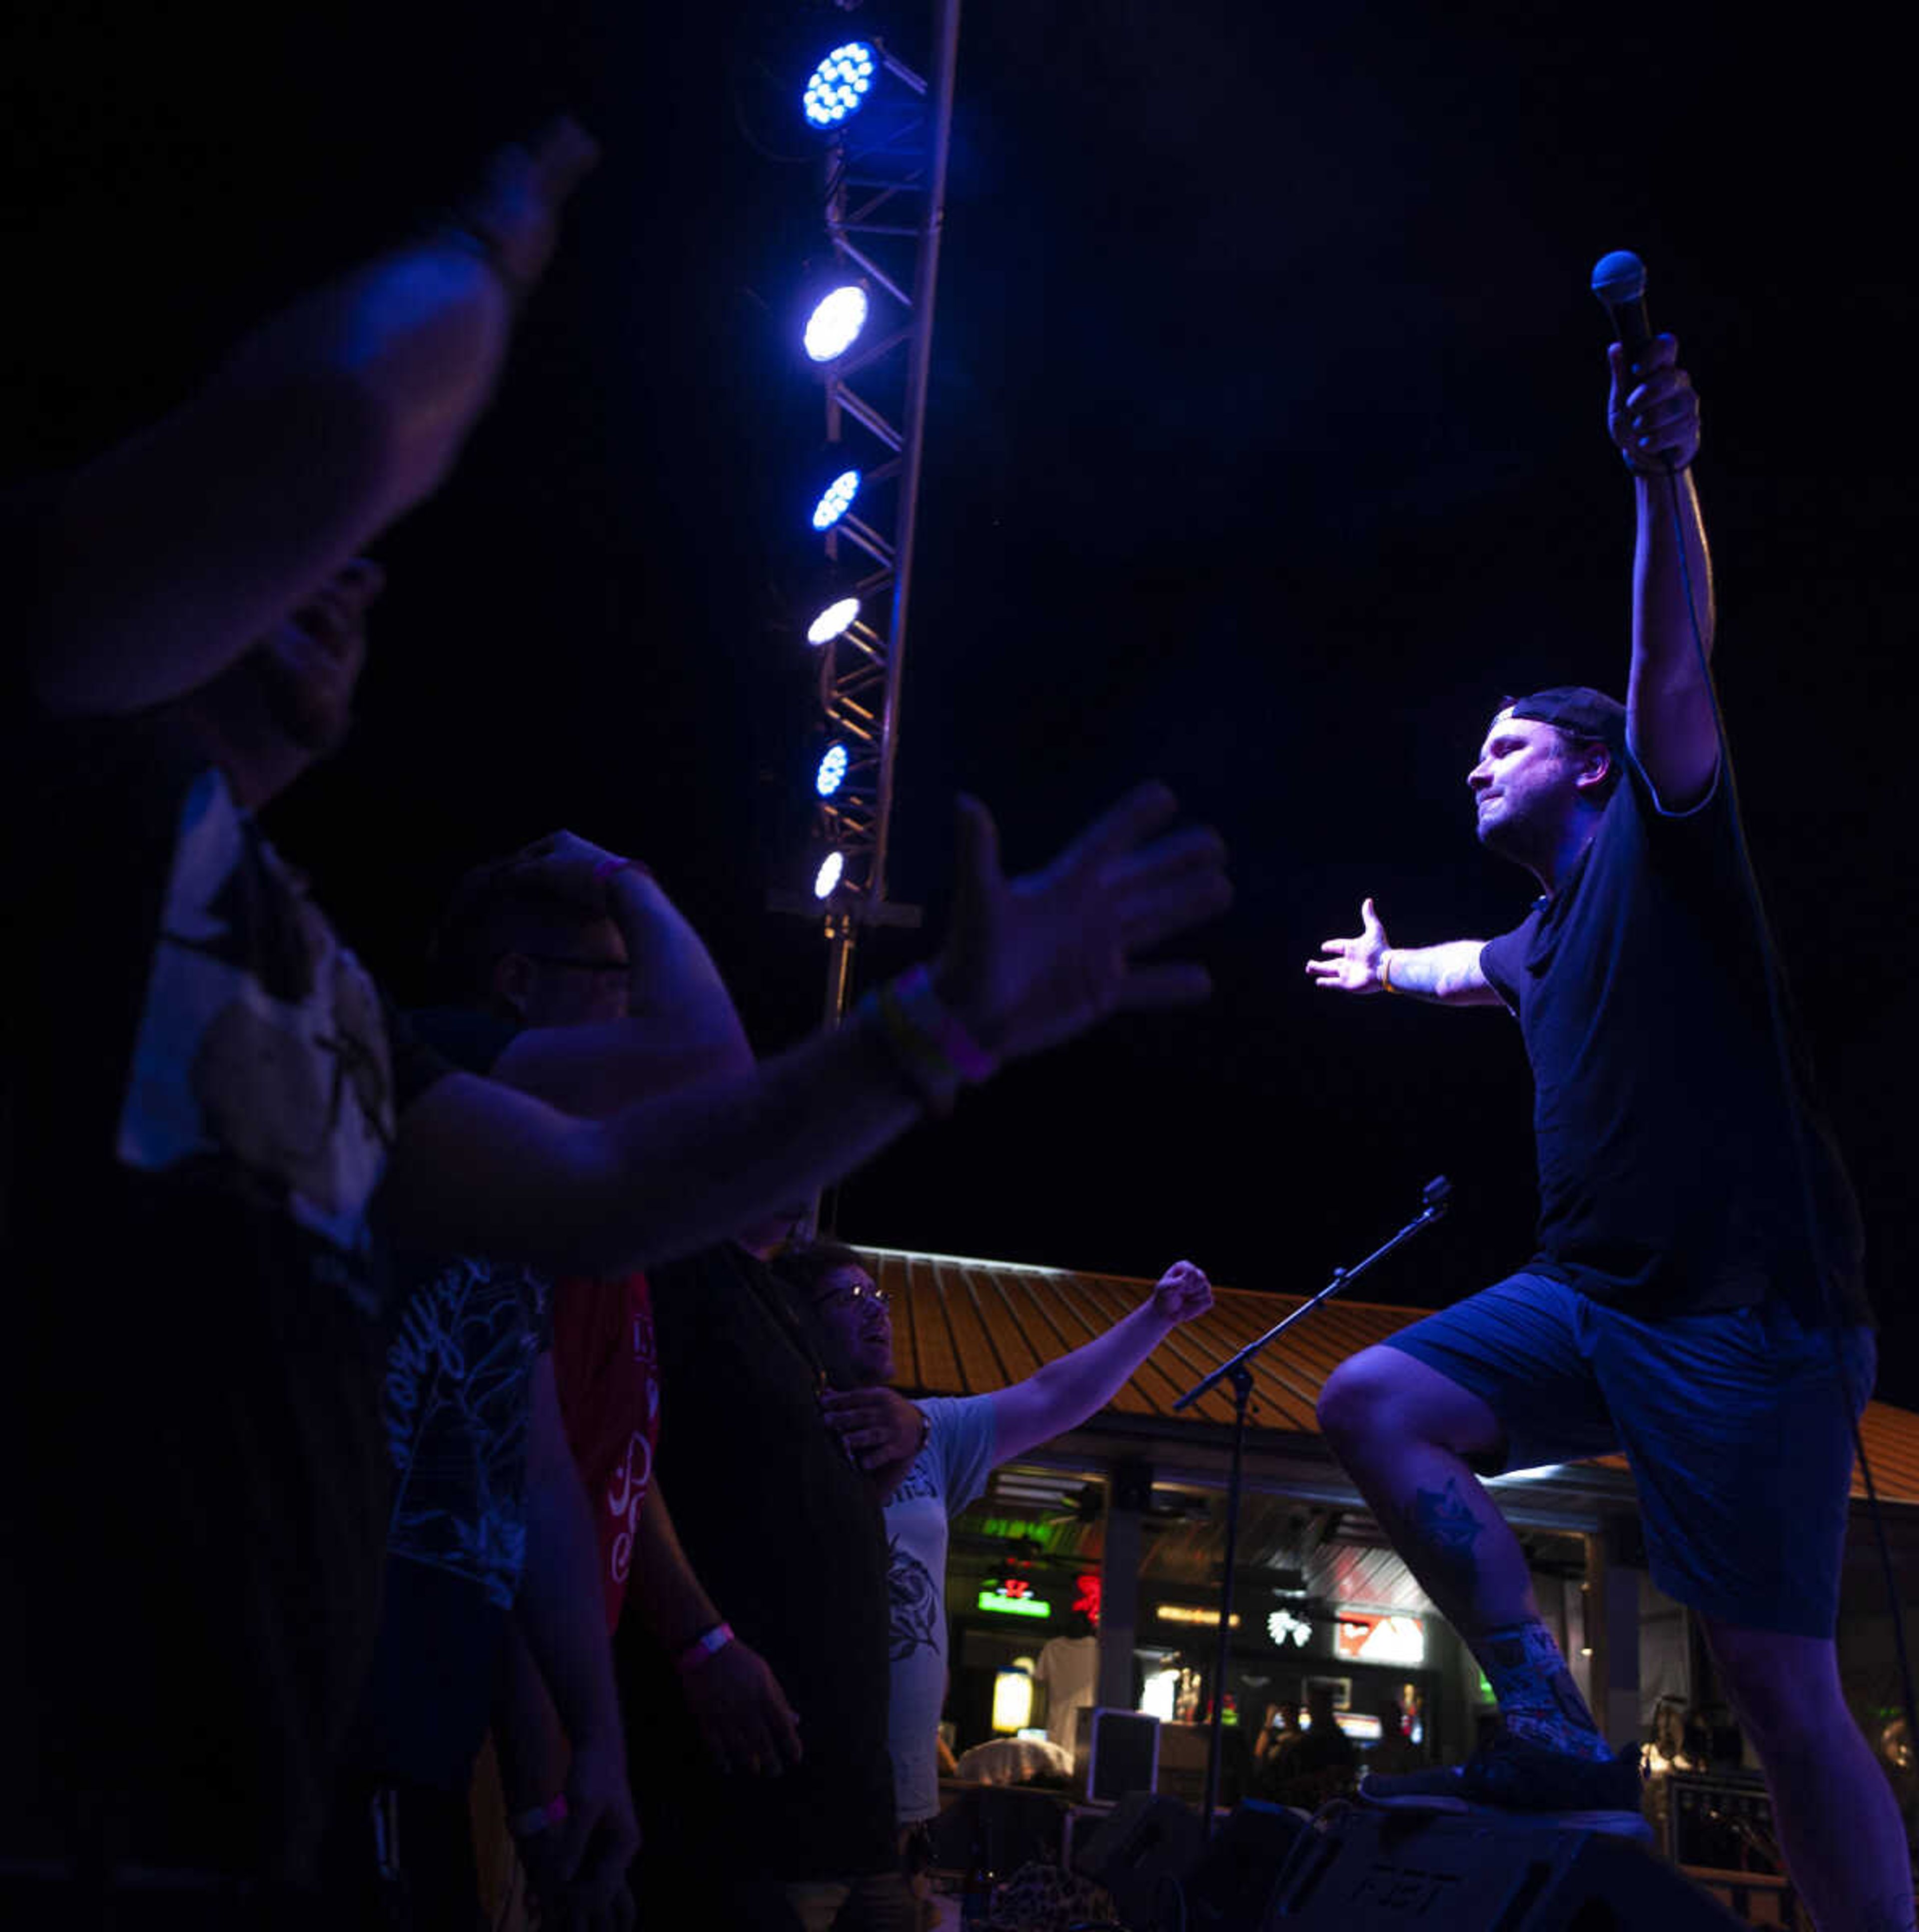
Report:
1305,306,1907,1932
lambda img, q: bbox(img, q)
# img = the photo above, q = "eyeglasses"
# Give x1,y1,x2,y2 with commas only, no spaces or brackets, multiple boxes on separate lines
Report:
817,1280,892,1311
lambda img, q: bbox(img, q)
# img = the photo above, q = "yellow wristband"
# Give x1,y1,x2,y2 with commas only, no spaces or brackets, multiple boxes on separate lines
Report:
1380,951,1398,994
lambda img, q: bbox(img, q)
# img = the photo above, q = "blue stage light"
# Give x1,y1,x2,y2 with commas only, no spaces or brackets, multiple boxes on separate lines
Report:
807,595,861,646
803,42,878,128
812,468,861,532
816,744,849,797
814,851,846,899
804,283,870,363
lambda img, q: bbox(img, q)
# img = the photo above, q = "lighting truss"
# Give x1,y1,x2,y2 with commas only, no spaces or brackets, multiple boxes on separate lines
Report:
805,0,961,1020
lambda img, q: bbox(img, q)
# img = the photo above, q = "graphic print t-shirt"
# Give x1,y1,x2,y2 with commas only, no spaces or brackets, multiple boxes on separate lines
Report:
353,1008,552,1792
552,1270,661,1633
1,717,445,1882
884,1394,998,1822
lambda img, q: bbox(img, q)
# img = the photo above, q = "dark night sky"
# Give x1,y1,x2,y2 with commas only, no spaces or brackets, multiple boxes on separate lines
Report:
11,4,1918,1401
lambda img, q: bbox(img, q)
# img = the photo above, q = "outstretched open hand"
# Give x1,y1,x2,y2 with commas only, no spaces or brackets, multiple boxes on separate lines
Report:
1306,897,1389,993
931,783,1229,1060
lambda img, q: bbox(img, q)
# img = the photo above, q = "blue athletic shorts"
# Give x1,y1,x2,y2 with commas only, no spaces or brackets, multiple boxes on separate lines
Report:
1384,1274,1876,1639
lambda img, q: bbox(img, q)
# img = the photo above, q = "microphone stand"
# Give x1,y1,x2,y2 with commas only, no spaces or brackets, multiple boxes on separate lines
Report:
1173,1176,1453,1835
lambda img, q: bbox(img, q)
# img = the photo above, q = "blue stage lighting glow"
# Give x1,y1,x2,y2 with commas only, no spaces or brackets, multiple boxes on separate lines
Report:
803,42,878,127
812,469,861,531
816,744,849,797
804,284,869,362
807,595,861,645
814,851,846,899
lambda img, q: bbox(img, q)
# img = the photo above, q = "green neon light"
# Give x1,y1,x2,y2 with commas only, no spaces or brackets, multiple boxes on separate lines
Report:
977,1589,1052,1618
976,1516,1057,1548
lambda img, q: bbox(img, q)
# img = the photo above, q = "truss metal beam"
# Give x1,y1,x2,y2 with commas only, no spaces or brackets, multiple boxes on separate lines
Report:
800,0,961,1029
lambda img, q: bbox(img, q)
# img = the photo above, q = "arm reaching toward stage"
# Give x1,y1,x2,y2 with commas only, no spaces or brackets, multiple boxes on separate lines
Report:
1305,899,1500,1006
986,1260,1215,1463
1609,335,1717,812
380,783,1230,1274
28,120,597,718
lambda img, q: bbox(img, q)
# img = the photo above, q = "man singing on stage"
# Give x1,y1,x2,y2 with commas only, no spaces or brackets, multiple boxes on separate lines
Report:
1306,333,1909,1932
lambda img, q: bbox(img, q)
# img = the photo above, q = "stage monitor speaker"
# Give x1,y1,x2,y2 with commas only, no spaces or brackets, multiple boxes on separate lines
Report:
1184,1800,1310,1932
1268,1806,1750,1929
1077,1706,1161,1803
1072,1791,1203,1930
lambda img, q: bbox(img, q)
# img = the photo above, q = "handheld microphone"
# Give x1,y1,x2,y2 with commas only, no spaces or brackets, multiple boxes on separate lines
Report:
1422,1175,1452,1217
1590,249,1653,357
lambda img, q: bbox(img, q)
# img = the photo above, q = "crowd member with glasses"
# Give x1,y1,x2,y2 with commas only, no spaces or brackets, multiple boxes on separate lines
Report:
777,1244,1215,1932
608,1227,914,1931
321,827,761,1929
401,833,867,1930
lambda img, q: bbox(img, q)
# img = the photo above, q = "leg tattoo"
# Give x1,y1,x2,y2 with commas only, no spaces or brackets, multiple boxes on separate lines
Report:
1409,1478,1486,1609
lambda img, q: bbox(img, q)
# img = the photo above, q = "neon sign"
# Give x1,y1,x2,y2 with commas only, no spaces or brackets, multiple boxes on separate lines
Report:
1333,1612,1426,1666
978,1587,1051,1618
1267,1609,1312,1649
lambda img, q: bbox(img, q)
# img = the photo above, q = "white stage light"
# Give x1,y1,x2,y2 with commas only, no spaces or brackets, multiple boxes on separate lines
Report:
806,595,861,646
804,284,870,363
812,468,861,532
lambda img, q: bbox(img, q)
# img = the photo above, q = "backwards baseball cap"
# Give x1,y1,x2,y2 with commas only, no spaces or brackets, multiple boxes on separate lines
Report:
1504,685,1626,757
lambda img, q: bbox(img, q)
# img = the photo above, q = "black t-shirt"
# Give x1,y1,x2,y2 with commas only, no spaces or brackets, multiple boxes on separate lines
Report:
0,714,448,1884
1479,756,1866,1323
615,1243,895,1882
348,1007,553,1794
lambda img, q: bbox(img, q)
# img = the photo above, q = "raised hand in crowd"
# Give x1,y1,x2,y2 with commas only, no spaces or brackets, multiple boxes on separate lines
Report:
385,784,1230,1275
28,119,597,722
449,116,600,294
1150,1258,1215,1322
933,783,1230,1061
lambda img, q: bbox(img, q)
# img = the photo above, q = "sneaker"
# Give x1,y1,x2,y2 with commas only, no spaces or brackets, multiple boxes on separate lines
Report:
1360,1729,1652,1842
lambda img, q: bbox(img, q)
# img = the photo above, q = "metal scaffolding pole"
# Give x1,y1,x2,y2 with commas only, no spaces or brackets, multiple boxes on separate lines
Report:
809,0,962,1036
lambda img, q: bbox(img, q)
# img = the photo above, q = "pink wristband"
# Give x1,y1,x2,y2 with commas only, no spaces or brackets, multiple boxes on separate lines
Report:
893,965,997,1082
675,1621,736,1675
